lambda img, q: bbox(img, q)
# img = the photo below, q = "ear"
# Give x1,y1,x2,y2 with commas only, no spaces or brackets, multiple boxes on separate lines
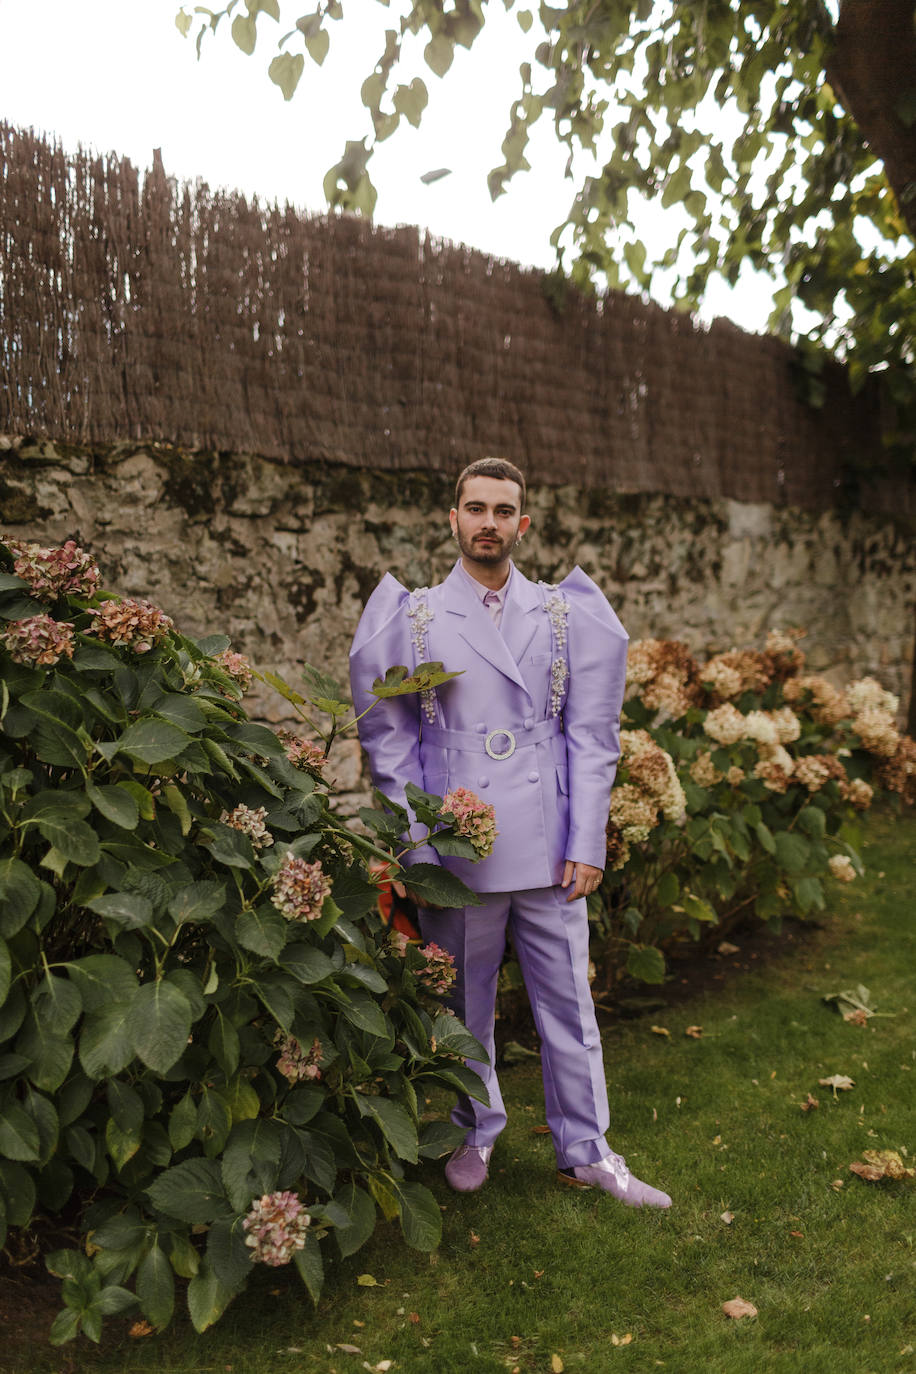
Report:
518,514,531,536
449,507,458,535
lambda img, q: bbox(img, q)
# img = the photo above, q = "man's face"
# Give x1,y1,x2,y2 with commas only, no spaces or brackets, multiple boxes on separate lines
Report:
449,476,530,568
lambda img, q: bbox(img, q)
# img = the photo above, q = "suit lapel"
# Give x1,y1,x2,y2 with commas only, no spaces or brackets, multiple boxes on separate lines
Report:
443,562,531,696
501,569,541,667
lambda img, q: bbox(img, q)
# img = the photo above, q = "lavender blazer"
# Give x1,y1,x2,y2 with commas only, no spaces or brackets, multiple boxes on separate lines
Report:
348,561,628,893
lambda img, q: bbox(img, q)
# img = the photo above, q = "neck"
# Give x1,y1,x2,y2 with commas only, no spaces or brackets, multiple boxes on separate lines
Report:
460,556,511,592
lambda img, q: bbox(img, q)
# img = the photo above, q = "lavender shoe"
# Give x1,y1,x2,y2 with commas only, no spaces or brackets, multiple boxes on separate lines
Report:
445,1144,493,1193
557,1152,672,1209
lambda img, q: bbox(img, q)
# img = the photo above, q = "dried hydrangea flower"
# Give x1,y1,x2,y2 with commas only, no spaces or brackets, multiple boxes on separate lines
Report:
690,751,723,788
214,648,253,693
620,730,685,820
274,1032,322,1083
604,820,631,871
783,674,849,726
388,929,409,957
852,706,900,758
794,754,848,794
742,710,779,747
219,803,273,851
7,538,101,601
278,730,327,773
703,703,746,747
875,736,916,805
0,614,75,667
272,854,332,922
769,706,802,744
625,640,700,721
846,676,899,718
608,784,658,843
828,854,856,884
242,1191,311,1267
846,778,874,811
87,597,174,653
416,942,457,995
440,787,498,860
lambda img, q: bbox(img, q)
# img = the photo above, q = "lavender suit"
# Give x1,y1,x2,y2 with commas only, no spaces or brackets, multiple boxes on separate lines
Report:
349,559,628,1169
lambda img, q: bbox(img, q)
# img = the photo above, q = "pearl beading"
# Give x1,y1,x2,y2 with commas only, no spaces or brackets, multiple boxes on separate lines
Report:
407,588,437,723
541,585,570,717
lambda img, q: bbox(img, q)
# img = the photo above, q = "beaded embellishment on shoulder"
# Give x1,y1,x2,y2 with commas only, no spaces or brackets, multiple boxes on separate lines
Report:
406,587,437,724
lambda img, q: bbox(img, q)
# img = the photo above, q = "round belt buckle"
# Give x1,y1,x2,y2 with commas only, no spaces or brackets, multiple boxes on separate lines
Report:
485,728,516,760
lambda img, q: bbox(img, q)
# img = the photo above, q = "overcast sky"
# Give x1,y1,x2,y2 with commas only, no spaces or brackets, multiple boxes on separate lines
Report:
0,0,775,331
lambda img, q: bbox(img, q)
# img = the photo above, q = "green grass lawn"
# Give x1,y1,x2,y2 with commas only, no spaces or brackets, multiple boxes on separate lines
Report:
3,809,914,1374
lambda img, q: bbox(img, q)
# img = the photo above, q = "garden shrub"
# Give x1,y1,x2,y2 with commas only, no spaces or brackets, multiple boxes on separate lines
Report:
0,537,489,1345
593,630,916,985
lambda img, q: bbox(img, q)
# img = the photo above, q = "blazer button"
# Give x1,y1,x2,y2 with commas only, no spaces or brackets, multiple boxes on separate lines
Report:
478,775,490,788
528,770,539,783
524,716,534,730
475,722,487,733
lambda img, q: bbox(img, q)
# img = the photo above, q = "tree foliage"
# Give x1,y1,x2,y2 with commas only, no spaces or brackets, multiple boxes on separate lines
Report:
179,0,916,452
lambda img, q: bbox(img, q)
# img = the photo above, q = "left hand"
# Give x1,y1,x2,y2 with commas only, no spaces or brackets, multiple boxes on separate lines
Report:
561,860,604,903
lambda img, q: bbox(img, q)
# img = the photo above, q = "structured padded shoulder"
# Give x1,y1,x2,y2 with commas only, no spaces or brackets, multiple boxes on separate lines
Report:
348,573,410,654
558,566,629,640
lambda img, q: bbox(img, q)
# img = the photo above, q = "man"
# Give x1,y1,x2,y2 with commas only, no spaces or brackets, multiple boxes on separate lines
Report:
349,458,671,1208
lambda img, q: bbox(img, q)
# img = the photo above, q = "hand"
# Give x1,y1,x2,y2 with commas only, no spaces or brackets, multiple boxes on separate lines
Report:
392,879,444,912
561,860,604,903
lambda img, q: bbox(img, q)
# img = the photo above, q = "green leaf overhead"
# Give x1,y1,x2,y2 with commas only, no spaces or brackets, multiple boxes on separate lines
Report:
182,0,916,459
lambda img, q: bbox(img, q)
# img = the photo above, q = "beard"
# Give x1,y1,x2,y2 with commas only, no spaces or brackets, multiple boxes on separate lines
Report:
454,525,515,566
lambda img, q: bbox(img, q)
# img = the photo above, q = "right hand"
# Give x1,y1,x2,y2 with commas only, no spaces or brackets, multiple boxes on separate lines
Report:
392,879,444,912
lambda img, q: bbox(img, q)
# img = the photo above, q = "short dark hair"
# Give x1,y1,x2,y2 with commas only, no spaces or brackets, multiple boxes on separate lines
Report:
455,457,527,510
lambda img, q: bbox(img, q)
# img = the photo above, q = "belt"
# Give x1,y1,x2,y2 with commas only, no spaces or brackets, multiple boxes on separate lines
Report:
422,716,561,761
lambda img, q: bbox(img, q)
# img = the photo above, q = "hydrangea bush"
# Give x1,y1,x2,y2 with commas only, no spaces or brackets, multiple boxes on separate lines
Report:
0,537,491,1346
594,629,915,985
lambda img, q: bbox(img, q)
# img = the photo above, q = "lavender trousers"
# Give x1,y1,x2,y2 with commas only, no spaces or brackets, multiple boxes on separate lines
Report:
421,885,611,1170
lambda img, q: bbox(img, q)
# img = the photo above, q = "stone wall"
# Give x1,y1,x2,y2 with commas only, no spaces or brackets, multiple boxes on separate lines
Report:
2,437,914,804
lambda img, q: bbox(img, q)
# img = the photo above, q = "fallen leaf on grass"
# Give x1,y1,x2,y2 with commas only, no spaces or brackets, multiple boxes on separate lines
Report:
335,1344,362,1354
720,1211,734,1224
611,1333,633,1346
129,1321,154,1338
685,1026,703,1038
849,1150,915,1183
357,1274,379,1287
831,1179,845,1190
819,1074,855,1095
717,941,740,956
722,1297,757,1320
551,1356,564,1372
531,1124,552,1134
469,1232,480,1247
362,1363,394,1373
800,1094,820,1112
843,1008,869,1027
651,1025,670,1037
409,1313,420,1325
789,1230,804,1238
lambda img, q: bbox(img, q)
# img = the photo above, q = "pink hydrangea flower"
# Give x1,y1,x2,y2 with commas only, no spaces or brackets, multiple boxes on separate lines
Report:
219,803,274,851
7,539,100,601
214,648,254,693
272,853,331,922
416,941,457,995
242,1191,311,1267
87,597,173,653
275,1032,322,1083
278,730,327,773
440,787,498,860
0,614,75,667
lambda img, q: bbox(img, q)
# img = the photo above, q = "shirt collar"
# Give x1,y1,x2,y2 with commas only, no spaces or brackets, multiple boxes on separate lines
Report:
456,558,513,606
